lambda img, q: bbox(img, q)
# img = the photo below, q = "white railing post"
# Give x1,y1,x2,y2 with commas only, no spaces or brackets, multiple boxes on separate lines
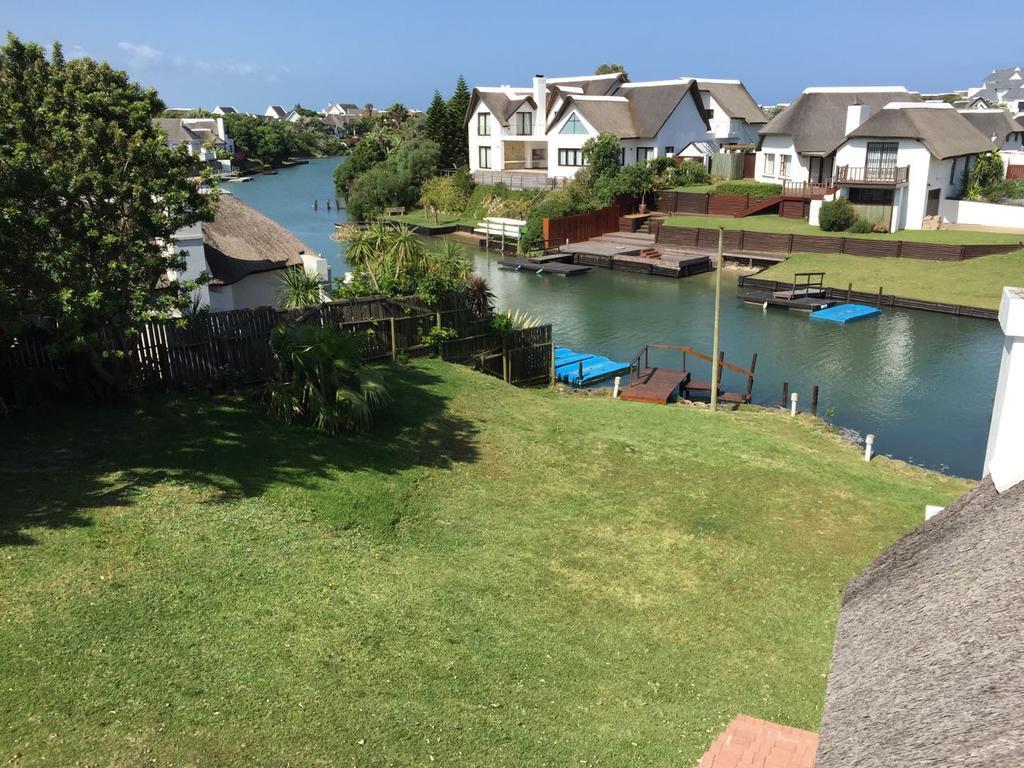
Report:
984,287,1024,491
864,434,875,462
790,392,798,416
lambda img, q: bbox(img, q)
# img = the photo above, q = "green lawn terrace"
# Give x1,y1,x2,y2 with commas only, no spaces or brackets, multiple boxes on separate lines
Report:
0,360,969,766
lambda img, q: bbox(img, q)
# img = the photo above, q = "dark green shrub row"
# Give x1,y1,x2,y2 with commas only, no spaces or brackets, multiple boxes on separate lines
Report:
713,180,782,199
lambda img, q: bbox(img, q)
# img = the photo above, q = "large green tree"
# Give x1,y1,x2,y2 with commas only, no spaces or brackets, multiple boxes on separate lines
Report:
594,63,629,81
446,75,471,167
0,34,216,382
423,90,449,154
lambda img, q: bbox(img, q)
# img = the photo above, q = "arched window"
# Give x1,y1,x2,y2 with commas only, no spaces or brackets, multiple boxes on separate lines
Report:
559,113,588,135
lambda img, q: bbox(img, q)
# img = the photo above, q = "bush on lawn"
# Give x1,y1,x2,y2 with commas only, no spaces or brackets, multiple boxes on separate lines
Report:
847,218,874,234
819,197,857,231
673,160,710,187
714,180,782,199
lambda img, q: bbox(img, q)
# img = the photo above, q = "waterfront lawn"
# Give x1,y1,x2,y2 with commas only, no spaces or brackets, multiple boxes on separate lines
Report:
759,251,1024,309
0,360,969,767
663,213,1024,245
384,208,478,229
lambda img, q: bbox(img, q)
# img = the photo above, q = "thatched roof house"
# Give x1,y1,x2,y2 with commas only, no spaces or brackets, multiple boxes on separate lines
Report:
815,477,1024,767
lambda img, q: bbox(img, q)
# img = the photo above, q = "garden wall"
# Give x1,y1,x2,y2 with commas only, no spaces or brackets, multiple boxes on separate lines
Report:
939,198,1024,230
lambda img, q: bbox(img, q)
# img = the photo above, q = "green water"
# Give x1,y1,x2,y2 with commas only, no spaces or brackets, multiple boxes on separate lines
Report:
232,158,1002,479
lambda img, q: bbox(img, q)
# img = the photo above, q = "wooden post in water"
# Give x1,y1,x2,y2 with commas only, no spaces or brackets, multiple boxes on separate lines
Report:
876,285,883,308
847,282,853,303
710,228,724,412
811,384,819,416
782,381,789,406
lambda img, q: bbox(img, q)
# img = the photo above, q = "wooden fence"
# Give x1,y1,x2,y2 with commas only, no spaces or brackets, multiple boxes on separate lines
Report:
1005,165,1024,180
657,225,1024,261
0,297,556,400
737,276,998,320
542,205,622,248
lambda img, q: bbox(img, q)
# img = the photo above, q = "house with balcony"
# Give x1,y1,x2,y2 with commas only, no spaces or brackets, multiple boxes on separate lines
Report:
756,87,921,187
154,116,234,170
827,102,995,231
686,78,766,147
466,74,711,186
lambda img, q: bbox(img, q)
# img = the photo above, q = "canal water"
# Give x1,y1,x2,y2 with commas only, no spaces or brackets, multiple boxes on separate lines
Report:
232,158,1002,479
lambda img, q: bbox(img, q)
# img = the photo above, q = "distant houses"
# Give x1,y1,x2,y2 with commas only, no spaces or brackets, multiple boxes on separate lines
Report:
154,116,234,171
212,106,238,116
264,104,287,119
465,73,713,185
967,66,1024,113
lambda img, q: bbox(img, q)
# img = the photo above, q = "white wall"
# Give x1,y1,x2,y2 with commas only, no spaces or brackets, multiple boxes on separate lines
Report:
755,136,808,183
939,198,1024,230
210,270,286,312
652,92,713,160
984,286,1024,492
547,108,598,179
168,222,211,310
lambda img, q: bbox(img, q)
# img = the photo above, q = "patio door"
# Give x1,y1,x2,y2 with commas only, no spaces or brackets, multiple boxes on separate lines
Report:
866,142,899,182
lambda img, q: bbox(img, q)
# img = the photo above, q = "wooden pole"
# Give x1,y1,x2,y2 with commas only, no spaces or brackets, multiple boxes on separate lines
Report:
782,380,789,406
389,316,397,360
710,228,724,412
549,342,556,387
811,384,819,416
847,282,852,303
876,285,883,308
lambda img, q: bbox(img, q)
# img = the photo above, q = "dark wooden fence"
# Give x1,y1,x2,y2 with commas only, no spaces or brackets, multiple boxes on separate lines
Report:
0,297,556,401
1008,165,1024,180
657,225,1024,261
737,276,998,320
542,205,621,247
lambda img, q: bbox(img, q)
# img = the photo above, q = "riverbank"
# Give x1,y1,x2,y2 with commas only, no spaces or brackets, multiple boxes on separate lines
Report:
759,251,1024,310
0,359,970,766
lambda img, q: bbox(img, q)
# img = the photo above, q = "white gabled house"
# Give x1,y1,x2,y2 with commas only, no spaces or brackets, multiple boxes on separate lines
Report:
323,102,361,117
686,78,766,147
264,105,287,120
466,73,711,185
154,117,235,168
211,106,238,116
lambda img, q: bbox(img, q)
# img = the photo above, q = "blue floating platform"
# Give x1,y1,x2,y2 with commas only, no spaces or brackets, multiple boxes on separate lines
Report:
554,346,629,387
810,303,882,324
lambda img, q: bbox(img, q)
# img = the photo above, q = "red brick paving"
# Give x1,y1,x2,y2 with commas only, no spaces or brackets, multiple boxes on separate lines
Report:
698,714,818,768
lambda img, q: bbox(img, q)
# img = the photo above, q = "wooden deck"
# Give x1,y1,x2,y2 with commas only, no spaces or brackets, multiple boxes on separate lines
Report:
742,290,837,313
497,259,591,276
619,367,690,404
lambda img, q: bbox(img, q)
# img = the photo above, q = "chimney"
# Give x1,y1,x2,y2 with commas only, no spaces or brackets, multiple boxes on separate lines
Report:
845,100,871,135
984,286,1024,492
533,74,546,136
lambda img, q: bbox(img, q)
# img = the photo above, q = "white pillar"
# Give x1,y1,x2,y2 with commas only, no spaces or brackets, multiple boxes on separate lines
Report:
790,392,798,416
864,434,875,462
984,287,1024,491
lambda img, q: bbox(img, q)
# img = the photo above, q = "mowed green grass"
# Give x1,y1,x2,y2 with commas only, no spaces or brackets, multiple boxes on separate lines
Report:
0,361,969,766
663,213,1024,245
760,251,1024,309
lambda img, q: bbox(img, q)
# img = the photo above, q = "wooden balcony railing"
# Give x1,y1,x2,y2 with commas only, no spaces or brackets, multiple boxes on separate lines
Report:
782,181,834,199
836,165,910,186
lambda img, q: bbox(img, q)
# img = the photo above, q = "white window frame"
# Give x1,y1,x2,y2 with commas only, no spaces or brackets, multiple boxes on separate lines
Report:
764,153,776,176
779,154,791,179
637,147,654,162
558,148,585,167
514,111,532,136
477,112,491,137
478,146,491,169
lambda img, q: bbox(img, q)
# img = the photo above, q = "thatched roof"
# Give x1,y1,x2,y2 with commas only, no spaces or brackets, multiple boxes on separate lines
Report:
201,194,311,285
849,104,996,159
816,476,1024,768
695,80,767,124
958,109,1024,143
548,79,708,139
153,117,202,144
760,88,920,155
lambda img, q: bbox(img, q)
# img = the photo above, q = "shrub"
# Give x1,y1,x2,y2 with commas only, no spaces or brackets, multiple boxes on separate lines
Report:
714,180,782,199
818,197,857,231
673,160,710,187
847,218,874,234
965,150,1004,200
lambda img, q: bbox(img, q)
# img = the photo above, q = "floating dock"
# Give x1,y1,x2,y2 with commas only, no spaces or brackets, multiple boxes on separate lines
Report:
620,367,691,404
742,271,838,313
809,303,882,323
554,347,629,386
497,259,591,277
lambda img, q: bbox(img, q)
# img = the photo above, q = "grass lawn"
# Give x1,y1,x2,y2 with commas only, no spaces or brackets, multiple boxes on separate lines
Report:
385,208,479,229
0,361,969,766
759,251,1024,309
663,213,1024,245
669,184,718,194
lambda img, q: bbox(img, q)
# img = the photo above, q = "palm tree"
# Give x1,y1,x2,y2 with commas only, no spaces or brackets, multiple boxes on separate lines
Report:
388,224,427,283
464,273,495,317
278,267,325,308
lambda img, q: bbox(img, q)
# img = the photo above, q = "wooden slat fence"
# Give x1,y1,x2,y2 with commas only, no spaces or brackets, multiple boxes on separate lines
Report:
657,225,1024,261
1,297,556,401
737,276,998,320
1008,165,1024,180
543,205,622,247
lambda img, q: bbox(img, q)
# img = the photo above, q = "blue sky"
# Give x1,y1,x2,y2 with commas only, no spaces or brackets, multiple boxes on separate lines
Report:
4,0,1015,111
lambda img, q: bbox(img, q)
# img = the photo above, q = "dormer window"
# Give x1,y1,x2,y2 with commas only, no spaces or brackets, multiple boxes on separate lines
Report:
560,113,588,135
515,112,533,136
477,112,491,136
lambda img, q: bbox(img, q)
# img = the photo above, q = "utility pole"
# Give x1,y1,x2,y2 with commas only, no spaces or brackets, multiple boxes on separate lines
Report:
710,227,724,412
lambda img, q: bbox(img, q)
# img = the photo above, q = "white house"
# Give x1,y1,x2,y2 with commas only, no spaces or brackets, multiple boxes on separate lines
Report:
169,193,329,314
967,67,1024,114
958,109,1024,168
466,73,711,184
323,102,360,117
685,78,766,146
154,117,234,164
264,105,287,119
826,102,994,231
212,106,238,116
756,87,919,186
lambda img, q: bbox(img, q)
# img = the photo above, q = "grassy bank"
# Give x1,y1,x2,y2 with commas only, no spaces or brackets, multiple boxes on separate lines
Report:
383,208,478,229
0,361,969,766
759,251,1024,309
663,213,1024,245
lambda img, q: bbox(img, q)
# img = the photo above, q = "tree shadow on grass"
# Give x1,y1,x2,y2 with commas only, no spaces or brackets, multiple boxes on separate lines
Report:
0,363,479,545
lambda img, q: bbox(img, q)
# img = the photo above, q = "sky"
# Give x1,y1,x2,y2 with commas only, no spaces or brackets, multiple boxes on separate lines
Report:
3,0,1017,112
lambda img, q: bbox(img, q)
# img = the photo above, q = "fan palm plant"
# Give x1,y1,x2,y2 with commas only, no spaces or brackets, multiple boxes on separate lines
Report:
265,323,391,434
464,274,495,317
278,267,326,309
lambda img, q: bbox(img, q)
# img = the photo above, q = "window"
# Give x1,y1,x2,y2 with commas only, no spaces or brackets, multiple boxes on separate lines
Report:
478,146,491,169
779,154,791,178
763,153,776,176
619,147,626,166
558,148,584,167
949,157,959,186
705,108,715,119
865,141,899,180
637,147,654,162
514,111,533,136
664,146,675,156
849,188,893,205
477,112,491,136
560,113,589,135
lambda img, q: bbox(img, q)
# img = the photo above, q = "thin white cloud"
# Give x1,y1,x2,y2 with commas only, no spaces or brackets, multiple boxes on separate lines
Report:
118,41,163,69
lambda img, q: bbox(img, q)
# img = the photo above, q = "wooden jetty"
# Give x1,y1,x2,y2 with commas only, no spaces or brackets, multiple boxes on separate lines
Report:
559,232,712,278
621,344,757,405
497,258,591,277
743,272,838,313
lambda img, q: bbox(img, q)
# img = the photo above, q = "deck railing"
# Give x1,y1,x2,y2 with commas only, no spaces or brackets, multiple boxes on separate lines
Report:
782,181,834,199
835,165,910,185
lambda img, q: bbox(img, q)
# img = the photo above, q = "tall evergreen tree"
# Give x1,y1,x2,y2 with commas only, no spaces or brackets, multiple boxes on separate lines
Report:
446,75,471,168
424,90,449,156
